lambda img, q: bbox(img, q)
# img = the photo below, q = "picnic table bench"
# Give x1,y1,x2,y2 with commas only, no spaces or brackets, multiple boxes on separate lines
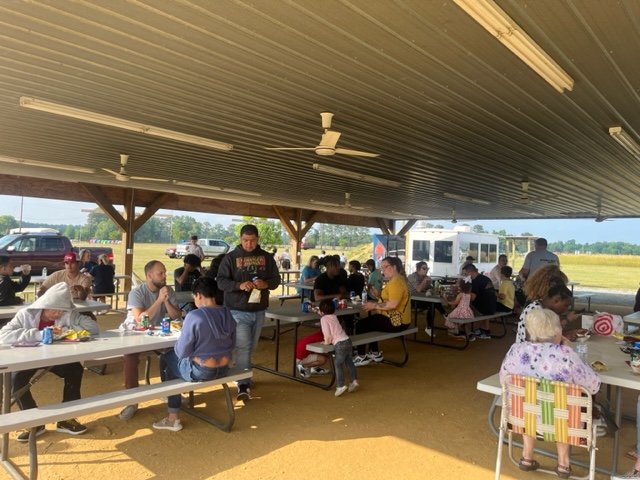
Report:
424,311,513,350
572,292,594,312
306,327,418,368
0,370,252,479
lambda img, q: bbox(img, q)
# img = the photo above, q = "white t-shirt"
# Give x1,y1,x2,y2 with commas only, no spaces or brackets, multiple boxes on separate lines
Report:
522,250,559,278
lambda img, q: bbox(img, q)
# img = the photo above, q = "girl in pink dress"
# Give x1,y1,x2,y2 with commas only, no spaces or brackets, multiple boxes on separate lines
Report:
444,278,476,334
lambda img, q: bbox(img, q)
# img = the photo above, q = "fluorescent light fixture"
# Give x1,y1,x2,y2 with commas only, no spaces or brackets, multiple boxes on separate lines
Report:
514,208,544,217
443,192,491,205
609,126,640,159
454,0,574,93
172,180,261,197
312,163,401,188
20,97,234,151
392,211,428,219
0,155,96,174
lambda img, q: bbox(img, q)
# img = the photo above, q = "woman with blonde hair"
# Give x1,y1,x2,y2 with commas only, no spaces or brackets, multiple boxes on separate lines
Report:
523,264,568,302
500,309,600,477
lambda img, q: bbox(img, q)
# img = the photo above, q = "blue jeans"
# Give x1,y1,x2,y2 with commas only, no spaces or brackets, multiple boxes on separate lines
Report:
230,309,265,388
334,339,357,388
160,350,229,413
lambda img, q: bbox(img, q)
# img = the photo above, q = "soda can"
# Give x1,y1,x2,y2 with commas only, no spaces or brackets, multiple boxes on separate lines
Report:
140,314,149,329
161,316,171,334
301,301,309,313
332,298,338,310
42,326,53,345
338,299,347,309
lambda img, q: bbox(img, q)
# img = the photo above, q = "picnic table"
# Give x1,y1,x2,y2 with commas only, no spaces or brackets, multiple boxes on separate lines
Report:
0,299,110,321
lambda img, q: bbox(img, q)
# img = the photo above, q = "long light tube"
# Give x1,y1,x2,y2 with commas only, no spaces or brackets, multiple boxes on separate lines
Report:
20,97,234,151
443,192,491,205
172,180,261,197
454,0,574,93
609,126,640,159
312,163,400,187
0,155,96,174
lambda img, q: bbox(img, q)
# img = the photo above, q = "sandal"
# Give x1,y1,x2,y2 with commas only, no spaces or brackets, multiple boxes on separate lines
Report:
518,457,540,471
555,464,571,479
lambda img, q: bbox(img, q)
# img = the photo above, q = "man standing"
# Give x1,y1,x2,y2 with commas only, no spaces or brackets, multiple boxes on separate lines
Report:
37,252,92,298
462,264,497,340
519,238,559,281
119,260,181,420
217,224,280,402
185,235,205,261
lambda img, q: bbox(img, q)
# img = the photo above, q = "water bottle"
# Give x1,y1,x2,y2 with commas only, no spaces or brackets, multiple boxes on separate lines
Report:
362,286,368,303
42,267,47,278
575,342,588,363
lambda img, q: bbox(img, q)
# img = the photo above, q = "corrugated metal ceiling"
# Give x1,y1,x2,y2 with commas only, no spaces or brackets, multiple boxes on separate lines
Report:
0,0,638,223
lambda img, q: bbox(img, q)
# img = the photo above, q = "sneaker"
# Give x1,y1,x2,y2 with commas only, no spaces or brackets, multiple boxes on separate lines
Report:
237,385,251,402
310,366,329,376
16,425,45,443
477,330,492,340
366,351,384,363
424,327,433,337
335,385,348,397
353,355,371,367
611,471,640,479
119,404,138,420
56,419,87,436
472,328,482,336
348,380,360,393
297,363,310,378
152,417,183,432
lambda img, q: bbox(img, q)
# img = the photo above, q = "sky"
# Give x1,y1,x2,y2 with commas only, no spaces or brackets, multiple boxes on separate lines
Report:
1,194,638,244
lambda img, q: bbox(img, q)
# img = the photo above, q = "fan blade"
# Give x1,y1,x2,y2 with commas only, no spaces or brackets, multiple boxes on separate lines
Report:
264,147,315,151
102,168,121,176
130,176,169,183
319,130,341,149
334,148,379,157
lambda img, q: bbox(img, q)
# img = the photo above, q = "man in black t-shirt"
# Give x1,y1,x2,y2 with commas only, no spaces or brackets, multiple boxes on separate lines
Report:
462,264,497,339
346,260,365,297
174,254,202,312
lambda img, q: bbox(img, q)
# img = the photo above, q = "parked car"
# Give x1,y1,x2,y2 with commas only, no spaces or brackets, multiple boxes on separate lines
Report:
0,231,114,275
174,238,230,259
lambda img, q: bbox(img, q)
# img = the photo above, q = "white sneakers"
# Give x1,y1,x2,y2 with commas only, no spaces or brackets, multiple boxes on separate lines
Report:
335,380,359,396
335,385,348,397
152,417,183,432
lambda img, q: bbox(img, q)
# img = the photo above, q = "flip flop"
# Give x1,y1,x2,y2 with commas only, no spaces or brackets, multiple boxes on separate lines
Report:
518,458,540,471
555,464,571,479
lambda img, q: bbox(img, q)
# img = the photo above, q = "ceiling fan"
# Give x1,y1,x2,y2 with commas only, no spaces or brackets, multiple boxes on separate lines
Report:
560,195,612,222
310,192,367,210
102,154,168,182
265,112,379,158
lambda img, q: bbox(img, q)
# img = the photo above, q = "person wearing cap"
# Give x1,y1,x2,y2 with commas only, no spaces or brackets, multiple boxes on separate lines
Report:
0,283,99,442
37,252,92,299
519,238,560,281
185,235,205,261
174,254,202,313
460,255,475,275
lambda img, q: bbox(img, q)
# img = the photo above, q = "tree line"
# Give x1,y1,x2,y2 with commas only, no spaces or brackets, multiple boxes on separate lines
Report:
2,213,638,254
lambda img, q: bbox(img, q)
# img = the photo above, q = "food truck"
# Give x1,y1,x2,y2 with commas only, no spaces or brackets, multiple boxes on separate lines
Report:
404,226,500,277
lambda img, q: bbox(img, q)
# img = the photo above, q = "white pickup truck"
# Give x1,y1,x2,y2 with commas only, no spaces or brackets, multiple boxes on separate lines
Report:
171,238,230,259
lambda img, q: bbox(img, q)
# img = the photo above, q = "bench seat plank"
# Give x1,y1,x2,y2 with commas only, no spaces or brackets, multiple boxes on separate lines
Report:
0,370,252,434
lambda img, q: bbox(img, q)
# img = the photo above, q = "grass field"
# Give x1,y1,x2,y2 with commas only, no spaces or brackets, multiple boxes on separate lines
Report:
77,243,639,292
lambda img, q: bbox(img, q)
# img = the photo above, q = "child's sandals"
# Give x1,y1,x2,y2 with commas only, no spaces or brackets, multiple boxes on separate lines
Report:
518,457,540,471
555,464,571,479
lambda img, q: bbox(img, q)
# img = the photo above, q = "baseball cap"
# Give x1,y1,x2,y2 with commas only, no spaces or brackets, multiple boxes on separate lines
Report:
465,255,475,261
64,252,78,263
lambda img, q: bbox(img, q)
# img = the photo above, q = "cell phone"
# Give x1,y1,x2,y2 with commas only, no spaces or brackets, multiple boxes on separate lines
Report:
12,341,41,347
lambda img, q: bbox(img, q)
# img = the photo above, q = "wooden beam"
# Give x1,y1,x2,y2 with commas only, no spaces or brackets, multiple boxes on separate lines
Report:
300,211,319,238
273,205,297,239
397,219,416,237
133,192,172,231
376,218,392,235
80,184,126,231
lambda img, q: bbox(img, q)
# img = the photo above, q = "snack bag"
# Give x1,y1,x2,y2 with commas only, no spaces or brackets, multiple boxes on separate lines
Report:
592,312,624,336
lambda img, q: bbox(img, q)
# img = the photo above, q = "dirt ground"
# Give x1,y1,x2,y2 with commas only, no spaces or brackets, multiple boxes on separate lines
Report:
1,296,637,480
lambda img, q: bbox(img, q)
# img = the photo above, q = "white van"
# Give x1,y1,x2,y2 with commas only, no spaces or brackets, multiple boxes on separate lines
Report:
405,226,499,277
175,238,230,259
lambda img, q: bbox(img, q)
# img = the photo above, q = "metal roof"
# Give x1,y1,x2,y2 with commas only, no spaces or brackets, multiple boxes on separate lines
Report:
0,0,638,224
